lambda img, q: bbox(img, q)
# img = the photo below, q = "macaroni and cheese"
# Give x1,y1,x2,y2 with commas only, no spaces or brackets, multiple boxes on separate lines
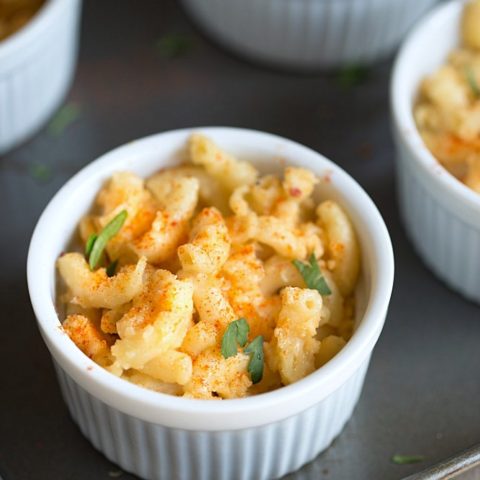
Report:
57,134,361,399
0,0,45,41
414,0,480,192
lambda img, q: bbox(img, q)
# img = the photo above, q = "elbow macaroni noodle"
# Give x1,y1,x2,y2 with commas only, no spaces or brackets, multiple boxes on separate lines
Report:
57,134,361,399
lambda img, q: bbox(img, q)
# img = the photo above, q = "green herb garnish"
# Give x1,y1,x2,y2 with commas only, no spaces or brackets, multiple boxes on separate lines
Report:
244,336,264,384
48,102,81,136
466,67,480,98
336,65,370,88
106,259,119,277
220,319,264,384
85,234,97,257
293,253,331,295
108,471,124,478
221,318,249,358
391,454,425,465
87,210,127,270
156,34,193,59
29,162,52,182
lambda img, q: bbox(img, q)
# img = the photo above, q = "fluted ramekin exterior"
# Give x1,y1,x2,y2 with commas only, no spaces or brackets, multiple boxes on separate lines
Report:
391,0,480,303
28,128,394,480
181,0,438,69
0,0,82,153
395,138,480,303
54,357,370,480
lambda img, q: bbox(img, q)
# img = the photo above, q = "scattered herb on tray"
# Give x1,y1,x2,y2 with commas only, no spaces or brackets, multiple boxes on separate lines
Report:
293,253,331,295
108,470,124,478
156,34,194,58
29,161,52,182
336,65,370,88
48,102,81,136
392,454,425,465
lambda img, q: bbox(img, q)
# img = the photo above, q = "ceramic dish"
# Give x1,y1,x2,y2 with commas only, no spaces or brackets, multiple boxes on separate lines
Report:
182,0,438,70
27,127,394,480
391,0,480,303
0,0,82,153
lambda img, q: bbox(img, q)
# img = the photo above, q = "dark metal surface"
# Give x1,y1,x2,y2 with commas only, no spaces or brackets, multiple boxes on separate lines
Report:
1,1,480,479
405,444,480,480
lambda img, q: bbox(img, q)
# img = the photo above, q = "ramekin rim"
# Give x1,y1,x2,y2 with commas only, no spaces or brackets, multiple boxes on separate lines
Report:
391,0,480,214
27,126,394,429
0,0,68,62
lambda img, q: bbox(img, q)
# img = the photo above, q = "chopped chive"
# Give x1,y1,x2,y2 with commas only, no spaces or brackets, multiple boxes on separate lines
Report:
106,259,118,277
108,471,124,478
336,65,370,88
466,67,480,98
392,454,425,465
48,102,81,136
29,162,52,182
85,234,97,257
89,210,127,270
156,34,193,59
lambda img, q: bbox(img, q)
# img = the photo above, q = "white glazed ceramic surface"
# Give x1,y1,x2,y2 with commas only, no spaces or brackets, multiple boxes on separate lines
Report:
181,0,438,69
0,0,82,153
391,0,480,303
54,358,370,480
28,128,394,479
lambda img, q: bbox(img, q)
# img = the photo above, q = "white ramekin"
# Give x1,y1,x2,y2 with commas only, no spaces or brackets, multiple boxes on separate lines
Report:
391,0,480,303
181,0,438,70
0,0,82,154
27,127,394,480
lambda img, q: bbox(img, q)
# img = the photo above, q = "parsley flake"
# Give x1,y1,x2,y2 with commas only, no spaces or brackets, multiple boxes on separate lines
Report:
391,454,425,465
108,470,124,478
29,162,52,182
87,210,127,270
221,318,249,358
293,253,331,295
336,65,370,88
220,319,264,383
48,102,81,136
156,34,193,59
244,336,264,384
466,67,480,98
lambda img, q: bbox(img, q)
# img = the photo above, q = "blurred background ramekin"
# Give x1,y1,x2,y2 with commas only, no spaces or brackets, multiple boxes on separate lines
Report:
27,128,394,480
391,0,480,303
0,0,82,154
181,0,438,70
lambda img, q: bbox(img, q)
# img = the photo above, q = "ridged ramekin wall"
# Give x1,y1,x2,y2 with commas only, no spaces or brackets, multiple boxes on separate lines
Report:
392,0,480,303
28,128,394,480
396,139,480,303
182,0,438,69
0,0,82,153
54,358,370,480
